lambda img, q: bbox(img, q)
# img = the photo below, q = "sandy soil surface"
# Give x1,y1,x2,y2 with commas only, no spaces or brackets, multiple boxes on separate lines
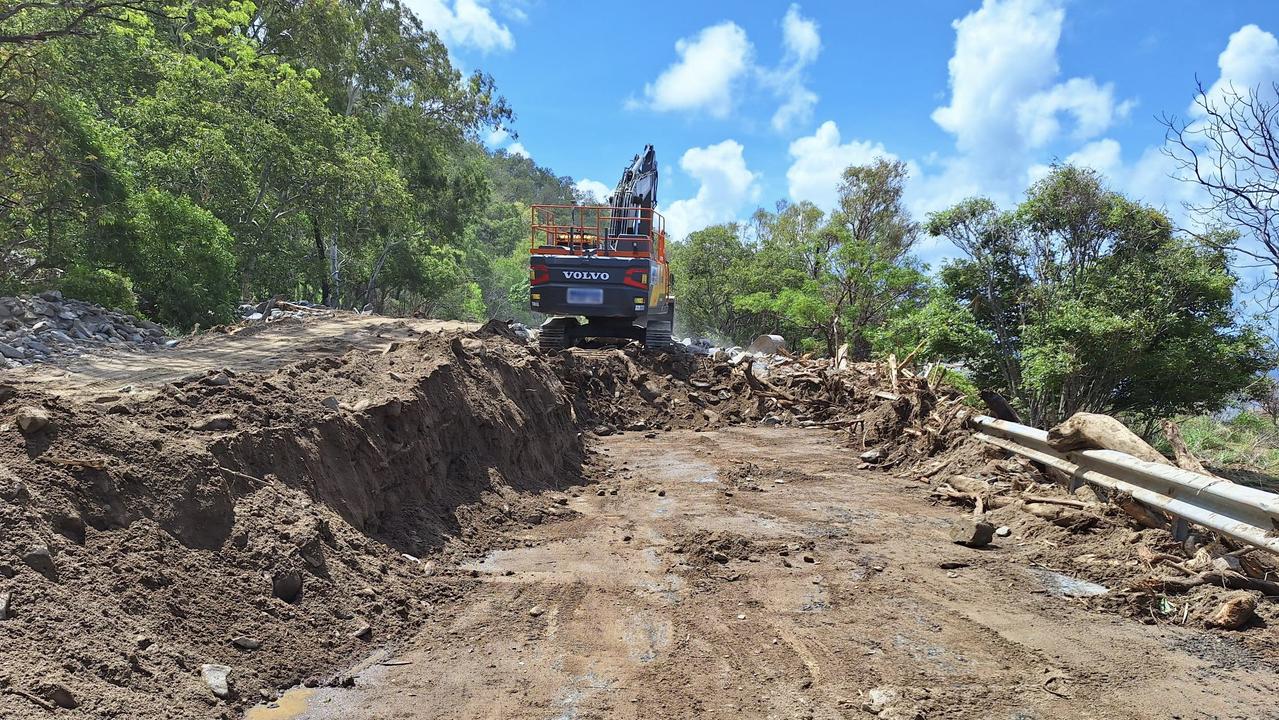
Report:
3,314,474,399
256,427,1278,720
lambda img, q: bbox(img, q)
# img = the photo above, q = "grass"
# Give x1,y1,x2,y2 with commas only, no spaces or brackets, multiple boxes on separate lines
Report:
1167,411,1279,491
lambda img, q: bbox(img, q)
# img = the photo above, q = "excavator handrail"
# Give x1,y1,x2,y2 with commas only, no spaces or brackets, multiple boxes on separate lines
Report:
529,204,667,261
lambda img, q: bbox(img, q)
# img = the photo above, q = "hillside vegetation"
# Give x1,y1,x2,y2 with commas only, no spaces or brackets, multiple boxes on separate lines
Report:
1,0,577,328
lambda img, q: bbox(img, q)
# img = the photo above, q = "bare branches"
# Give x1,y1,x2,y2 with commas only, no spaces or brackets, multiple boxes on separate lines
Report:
1163,80,1279,299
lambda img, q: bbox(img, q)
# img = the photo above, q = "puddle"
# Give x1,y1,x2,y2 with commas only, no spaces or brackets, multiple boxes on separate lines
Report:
1028,567,1108,597
245,687,315,720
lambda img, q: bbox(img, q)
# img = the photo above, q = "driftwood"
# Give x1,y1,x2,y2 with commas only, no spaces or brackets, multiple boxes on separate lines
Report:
1047,413,1172,465
979,390,1021,423
1140,569,1279,596
1160,419,1229,483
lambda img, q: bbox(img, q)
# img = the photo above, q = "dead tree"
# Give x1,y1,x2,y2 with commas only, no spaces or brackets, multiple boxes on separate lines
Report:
1163,80,1279,304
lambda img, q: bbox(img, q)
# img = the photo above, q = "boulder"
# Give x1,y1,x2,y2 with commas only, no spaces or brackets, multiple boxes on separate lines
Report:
15,406,53,434
201,664,232,699
746,334,787,355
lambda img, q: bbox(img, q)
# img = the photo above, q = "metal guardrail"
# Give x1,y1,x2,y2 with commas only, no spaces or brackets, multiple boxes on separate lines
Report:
971,415,1279,555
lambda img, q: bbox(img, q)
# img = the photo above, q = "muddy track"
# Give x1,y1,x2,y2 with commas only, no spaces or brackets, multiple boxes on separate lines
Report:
265,428,1278,720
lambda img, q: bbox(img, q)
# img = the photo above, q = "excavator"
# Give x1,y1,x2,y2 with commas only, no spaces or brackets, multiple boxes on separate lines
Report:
529,145,674,351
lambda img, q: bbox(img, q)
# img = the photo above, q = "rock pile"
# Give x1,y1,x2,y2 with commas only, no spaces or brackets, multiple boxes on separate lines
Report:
237,298,335,323
0,292,172,367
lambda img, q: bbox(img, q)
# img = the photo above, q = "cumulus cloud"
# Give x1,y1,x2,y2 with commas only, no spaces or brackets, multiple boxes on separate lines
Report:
929,0,1132,184
662,140,761,240
574,178,612,203
635,22,754,117
407,0,514,53
1018,78,1135,148
1200,24,1279,111
764,4,822,131
786,121,897,210
506,142,530,158
633,5,821,130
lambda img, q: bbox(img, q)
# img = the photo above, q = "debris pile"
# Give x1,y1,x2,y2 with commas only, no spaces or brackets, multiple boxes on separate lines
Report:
237,298,335,324
0,293,172,367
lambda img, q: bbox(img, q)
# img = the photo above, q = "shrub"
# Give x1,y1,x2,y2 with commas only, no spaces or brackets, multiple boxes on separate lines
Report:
59,266,139,313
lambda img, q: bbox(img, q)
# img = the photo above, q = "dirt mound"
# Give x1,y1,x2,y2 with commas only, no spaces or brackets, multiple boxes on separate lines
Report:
0,332,584,718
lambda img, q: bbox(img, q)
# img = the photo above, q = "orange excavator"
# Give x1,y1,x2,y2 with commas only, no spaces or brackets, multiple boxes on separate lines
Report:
529,145,674,351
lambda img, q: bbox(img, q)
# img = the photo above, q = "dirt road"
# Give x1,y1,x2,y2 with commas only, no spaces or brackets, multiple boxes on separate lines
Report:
256,427,1277,720
6,314,473,399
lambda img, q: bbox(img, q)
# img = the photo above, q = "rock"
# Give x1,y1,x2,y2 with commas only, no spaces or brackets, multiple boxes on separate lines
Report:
949,518,995,548
801,553,816,563
320,396,340,410
15,406,52,434
994,526,1011,538
351,621,372,639
746,334,788,355
528,605,545,617
38,290,62,302
22,544,56,578
0,341,23,359
270,569,303,602
859,449,884,462
231,636,261,650
44,683,77,709
201,664,232,699
204,372,231,387
0,591,10,619
192,414,235,431
1206,592,1257,630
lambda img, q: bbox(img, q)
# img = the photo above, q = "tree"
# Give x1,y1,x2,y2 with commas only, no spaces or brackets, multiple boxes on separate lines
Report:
1164,81,1279,301
922,165,1272,428
736,160,928,357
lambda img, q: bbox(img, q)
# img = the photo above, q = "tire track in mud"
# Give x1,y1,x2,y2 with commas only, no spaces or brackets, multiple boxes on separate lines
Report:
256,427,1279,720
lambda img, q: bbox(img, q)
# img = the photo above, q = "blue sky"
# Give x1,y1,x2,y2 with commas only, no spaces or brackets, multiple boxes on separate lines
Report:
409,0,1279,272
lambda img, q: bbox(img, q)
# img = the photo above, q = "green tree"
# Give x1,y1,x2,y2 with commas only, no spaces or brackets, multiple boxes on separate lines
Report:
922,165,1272,428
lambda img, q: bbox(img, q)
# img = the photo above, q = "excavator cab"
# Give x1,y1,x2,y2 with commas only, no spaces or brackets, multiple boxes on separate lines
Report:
530,145,675,351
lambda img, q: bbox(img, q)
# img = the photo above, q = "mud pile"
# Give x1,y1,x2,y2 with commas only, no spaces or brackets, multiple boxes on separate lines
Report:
0,333,585,718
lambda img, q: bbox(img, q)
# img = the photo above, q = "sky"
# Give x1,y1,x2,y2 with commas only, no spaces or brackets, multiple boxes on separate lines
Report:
407,0,1279,271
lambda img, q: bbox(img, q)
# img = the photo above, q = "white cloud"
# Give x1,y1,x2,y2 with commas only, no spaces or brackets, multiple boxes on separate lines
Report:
632,5,821,130
780,3,821,64
786,121,896,210
484,127,509,147
763,4,822,131
506,142,530,158
637,22,753,117
1201,24,1279,111
407,0,514,53
1018,78,1134,148
929,0,1132,185
662,140,761,240
574,178,612,203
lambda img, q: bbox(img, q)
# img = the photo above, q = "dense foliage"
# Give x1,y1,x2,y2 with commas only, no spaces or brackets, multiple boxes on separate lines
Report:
898,166,1272,427
0,0,575,328
671,159,928,357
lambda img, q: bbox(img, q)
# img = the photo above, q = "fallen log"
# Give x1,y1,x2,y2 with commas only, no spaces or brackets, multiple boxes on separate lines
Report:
1139,569,1279,596
1160,419,1225,480
1047,412,1172,466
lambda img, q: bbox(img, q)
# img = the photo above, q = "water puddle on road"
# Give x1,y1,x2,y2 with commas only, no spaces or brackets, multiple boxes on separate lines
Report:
1028,567,1109,597
244,687,315,720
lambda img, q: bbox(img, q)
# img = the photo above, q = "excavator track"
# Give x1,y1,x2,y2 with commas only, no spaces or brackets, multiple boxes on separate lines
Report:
539,323,569,351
